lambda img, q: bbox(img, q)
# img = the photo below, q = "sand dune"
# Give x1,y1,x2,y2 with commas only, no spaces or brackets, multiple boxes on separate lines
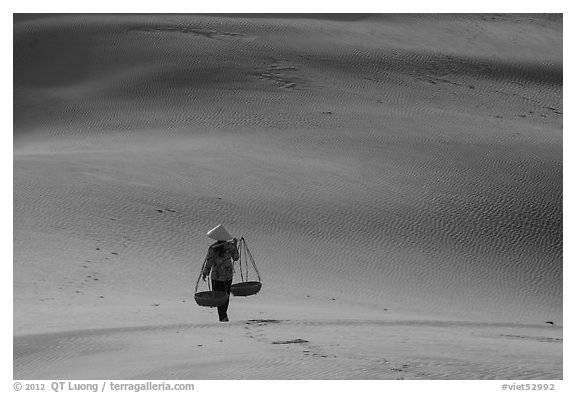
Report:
13,14,562,379
14,315,562,380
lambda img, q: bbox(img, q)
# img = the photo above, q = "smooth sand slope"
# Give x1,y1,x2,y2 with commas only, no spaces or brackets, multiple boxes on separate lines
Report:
14,14,562,379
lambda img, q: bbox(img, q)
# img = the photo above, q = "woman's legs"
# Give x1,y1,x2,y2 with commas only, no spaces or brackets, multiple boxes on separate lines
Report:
212,279,233,321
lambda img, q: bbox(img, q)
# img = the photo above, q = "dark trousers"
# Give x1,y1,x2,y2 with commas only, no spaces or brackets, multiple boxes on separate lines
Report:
212,279,232,321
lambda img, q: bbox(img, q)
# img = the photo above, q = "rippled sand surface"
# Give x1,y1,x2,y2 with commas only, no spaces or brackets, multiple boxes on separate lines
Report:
13,14,562,379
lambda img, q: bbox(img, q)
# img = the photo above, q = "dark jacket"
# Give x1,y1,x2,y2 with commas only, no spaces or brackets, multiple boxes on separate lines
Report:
203,241,240,281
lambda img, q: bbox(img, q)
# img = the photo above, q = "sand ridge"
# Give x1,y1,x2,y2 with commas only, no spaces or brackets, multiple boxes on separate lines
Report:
14,315,562,379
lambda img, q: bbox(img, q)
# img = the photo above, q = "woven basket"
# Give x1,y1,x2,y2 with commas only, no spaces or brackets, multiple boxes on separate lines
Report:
231,281,262,297
194,290,229,307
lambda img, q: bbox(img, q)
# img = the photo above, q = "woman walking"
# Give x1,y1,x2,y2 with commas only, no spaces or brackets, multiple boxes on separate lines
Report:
202,224,239,322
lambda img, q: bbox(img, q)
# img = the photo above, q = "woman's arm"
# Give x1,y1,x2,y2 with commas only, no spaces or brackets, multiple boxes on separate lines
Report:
202,248,214,279
231,240,240,261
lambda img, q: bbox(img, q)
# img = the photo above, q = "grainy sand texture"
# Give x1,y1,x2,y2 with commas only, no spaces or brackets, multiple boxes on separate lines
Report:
13,14,562,379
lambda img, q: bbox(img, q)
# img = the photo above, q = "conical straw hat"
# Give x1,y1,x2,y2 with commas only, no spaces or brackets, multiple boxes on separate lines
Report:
207,224,233,241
